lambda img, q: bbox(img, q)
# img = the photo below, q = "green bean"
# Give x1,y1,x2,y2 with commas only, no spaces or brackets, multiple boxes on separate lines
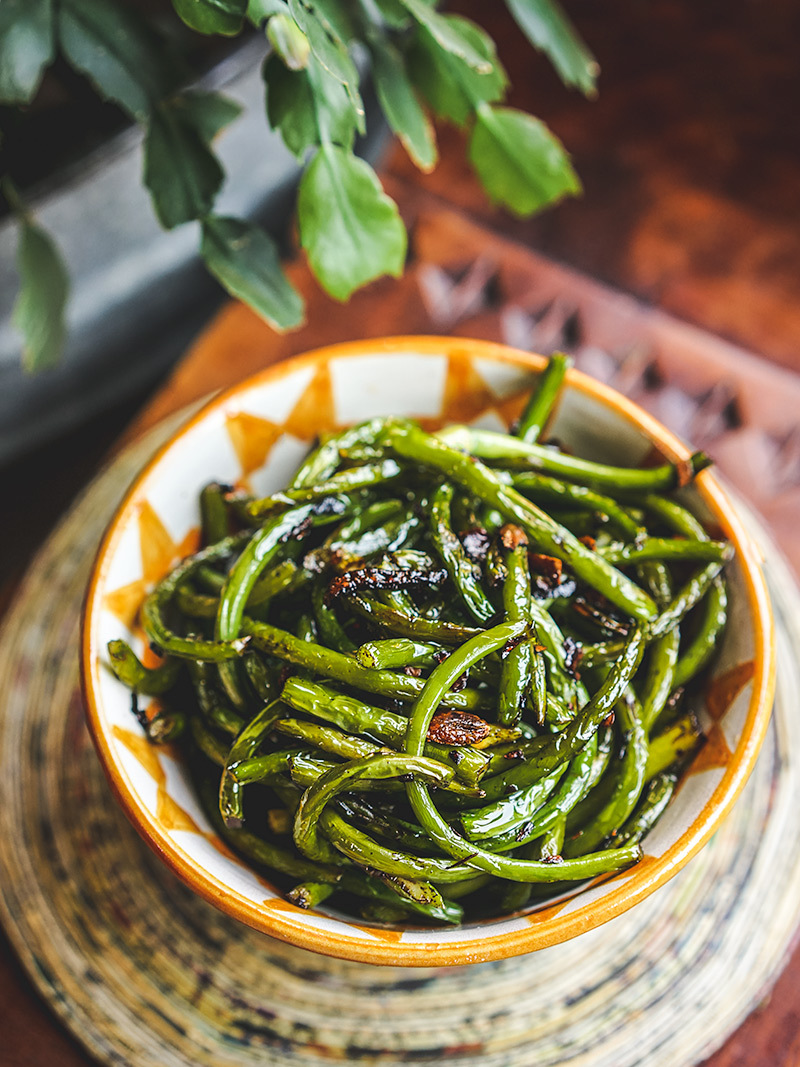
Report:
649,560,729,639
249,460,402,518
515,352,572,442
614,773,677,846
201,775,462,922
673,576,728,689
383,422,657,622
243,617,490,711
430,483,495,623
275,717,384,760
141,532,252,661
174,587,219,618
402,620,642,881
640,628,680,733
437,424,711,494
479,735,601,852
219,700,285,826
598,538,730,566
511,472,641,540
242,654,275,703
200,482,230,545
563,689,647,855
311,582,355,653
639,493,708,538
247,558,301,610
538,811,567,861
216,505,328,647
107,639,181,695
645,713,702,779
498,533,534,725
287,881,336,909
195,564,226,593
355,637,444,670
509,627,646,783
294,752,457,863
348,592,482,644
460,761,568,840
336,796,434,853
280,677,491,785
290,418,386,489
144,706,186,743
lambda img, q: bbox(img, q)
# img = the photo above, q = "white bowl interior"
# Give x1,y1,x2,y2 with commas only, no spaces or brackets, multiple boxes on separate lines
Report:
86,343,763,956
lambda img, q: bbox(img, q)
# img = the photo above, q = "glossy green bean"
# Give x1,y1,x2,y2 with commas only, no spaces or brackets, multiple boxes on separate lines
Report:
383,421,657,622
511,472,641,540
200,482,230,545
107,639,181,695
402,620,643,881
141,532,251,661
498,537,534,726
437,424,711,494
280,677,491,785
515,353,572,443
673,576,728,689
430,483,495,623
244,617,490,711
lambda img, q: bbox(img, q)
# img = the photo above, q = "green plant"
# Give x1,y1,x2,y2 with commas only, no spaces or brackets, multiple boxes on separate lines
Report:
0,0,597,370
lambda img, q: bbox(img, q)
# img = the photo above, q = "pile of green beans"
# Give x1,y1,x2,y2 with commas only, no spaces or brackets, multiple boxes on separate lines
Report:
109,354,730,926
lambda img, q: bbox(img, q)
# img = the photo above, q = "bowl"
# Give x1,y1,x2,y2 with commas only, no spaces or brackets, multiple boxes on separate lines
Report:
81,336,775,966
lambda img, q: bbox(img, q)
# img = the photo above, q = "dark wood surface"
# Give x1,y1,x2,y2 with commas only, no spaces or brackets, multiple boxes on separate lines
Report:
2,2,800,1064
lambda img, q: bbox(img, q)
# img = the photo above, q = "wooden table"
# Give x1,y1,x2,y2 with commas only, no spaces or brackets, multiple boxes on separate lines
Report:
2,2,799,1063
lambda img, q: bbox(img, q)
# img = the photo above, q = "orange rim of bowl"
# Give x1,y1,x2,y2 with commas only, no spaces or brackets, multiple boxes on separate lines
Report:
81,336,776,967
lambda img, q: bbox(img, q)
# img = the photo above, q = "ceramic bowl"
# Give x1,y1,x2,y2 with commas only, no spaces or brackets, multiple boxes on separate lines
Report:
81,336,775,966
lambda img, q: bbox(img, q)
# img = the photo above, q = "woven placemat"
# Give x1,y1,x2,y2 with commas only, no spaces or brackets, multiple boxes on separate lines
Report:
0,413,798,1067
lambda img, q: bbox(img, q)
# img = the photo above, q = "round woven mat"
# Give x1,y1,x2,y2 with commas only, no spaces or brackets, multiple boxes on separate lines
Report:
1,416,799,1067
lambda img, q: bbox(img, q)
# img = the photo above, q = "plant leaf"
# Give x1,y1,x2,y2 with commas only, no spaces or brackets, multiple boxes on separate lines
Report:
369,35,436,172
264,51,356,158
406,16,506,127
396,0,492,72
505,0,598,95
298,144,406,301
287,0,363,128
171,0,247,36
144,101,225,228
201,216,304,330
372,0,411,30
267,12,310,69
247,0,287,25
0,0,55,104
171,90,243,143
13,218,69,372
59,0,178,120
468,103,581,216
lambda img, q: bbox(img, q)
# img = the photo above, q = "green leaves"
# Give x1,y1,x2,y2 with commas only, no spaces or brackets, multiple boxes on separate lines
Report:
201,217,304,330
396,0,492,72
407,16,506,127
143,99,226,229
171,0,247,36
298,145,406,301
264,52,356,158
468,103,581,217
369,36,436,171
0,0,54,104
288,0,363,126
12,215,69,373
59,0,178,121
1,0,598,370
505,0,598,95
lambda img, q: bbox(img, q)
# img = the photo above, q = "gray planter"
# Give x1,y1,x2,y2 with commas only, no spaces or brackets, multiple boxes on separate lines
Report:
0,37,386,463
